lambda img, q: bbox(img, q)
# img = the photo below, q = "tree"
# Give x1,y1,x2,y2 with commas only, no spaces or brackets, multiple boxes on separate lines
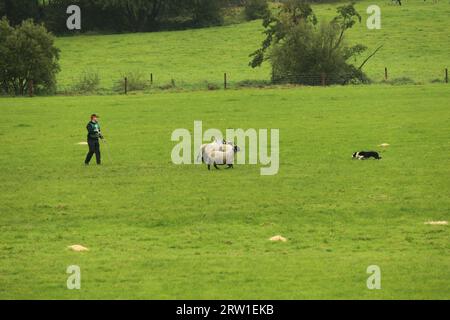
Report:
270,21,368,84
0,18,60,95
249,0,317,69
0,17,14,93
250,1,378,85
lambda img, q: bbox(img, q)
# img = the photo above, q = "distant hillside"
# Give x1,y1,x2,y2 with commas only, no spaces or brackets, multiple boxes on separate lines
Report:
55,1,450,91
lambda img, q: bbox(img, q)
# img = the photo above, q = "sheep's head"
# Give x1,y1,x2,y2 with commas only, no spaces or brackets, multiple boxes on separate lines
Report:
223,140,234,146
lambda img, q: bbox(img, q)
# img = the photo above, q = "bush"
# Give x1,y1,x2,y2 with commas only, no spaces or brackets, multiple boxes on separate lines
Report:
244,0,269,20
114,71,149,92
0,18,60,96
72,70,100,93
206,82,220,90
250,2,373,86
270,21,368,85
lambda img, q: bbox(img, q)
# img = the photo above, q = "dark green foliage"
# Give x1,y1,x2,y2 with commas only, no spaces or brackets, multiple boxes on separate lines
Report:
249,0,318,69
100,0,167,32
42,0,124,34
244,0,269,21
0,18,60,95
0,0,228,34
190,0,224,26
0,0,41,26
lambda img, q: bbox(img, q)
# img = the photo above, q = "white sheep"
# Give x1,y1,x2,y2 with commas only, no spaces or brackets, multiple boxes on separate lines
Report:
203,143,240,170
197,141,222,163
197,139,233,163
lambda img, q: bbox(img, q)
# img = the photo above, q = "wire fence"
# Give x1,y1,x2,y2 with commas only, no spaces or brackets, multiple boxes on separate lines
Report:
2,67,449,97
57,67,449,95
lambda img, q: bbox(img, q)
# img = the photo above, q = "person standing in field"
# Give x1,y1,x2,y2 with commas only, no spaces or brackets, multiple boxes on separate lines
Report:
85,114,104,165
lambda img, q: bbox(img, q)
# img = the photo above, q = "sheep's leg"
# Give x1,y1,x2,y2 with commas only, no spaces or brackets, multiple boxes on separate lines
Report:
214,163,220,170
208,164,211,171
226,164,233,169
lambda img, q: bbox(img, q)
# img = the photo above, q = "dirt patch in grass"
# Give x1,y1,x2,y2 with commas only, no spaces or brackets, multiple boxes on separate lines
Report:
68,245,89,252
269,235,287,242
424,221,448,225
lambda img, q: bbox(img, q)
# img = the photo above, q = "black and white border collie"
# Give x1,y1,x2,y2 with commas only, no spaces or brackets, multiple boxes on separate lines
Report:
352,151,382,160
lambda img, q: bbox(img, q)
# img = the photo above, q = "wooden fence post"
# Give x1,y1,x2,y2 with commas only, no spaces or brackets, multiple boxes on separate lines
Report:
321,73,326,86
224,73,227,89
385,67,388,81
28,79,34,97
150,73,153,85
445,68,448,84
124,77,128,94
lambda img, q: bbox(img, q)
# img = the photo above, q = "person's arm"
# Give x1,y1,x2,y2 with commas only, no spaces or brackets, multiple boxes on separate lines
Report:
97,124,104,139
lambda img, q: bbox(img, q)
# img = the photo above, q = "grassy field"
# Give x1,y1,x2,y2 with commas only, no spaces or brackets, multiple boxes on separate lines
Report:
0,84,449,299
55,0,450,91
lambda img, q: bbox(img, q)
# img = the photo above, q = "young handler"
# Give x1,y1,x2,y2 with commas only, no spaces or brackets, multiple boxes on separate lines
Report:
84,114,104,165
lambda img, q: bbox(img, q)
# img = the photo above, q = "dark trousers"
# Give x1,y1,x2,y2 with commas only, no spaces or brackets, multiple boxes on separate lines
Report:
85,139,101,165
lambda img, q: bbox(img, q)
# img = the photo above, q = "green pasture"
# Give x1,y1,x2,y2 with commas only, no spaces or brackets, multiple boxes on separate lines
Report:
0,84,449,299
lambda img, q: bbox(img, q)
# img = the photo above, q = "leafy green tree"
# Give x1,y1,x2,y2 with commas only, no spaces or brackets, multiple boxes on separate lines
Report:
0,18,60,95
0,17,14,93
249,0,317,68
250,1,378,85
